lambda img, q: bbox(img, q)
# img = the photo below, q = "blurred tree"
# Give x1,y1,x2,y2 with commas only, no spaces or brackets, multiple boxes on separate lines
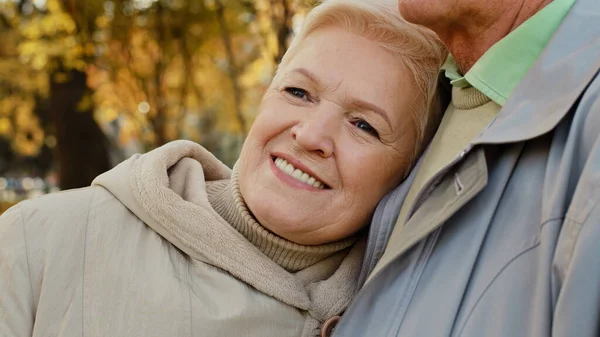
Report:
88,0,285,153
1,0,111,189
0,0,318,189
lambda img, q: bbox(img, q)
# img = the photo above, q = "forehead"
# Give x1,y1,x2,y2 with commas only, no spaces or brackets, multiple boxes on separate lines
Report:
286,28,403,83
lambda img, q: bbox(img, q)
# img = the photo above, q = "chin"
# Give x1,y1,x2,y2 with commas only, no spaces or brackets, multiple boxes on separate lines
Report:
260,216,304,241
397,0,442,27
253,200,313,238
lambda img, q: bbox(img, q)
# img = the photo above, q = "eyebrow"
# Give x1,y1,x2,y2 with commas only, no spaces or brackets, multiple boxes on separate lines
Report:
349,99,392,129
291,67,393,128
291,68,321,85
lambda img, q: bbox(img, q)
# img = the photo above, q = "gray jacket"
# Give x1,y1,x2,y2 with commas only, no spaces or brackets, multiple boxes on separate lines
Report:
334,0,600,336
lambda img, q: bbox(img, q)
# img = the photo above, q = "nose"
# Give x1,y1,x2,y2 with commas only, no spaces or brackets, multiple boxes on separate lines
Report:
290,105,338,157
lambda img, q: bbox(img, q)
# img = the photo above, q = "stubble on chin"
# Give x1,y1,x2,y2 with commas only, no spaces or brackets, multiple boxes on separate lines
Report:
397,0,455,32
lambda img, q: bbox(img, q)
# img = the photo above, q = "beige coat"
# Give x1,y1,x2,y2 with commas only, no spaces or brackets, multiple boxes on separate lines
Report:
0,140,364,337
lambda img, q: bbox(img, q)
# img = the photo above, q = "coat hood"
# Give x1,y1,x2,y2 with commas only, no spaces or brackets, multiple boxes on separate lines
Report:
92,140,363,320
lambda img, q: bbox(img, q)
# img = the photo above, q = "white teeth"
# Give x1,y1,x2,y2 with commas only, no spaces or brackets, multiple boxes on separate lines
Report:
283,163,294,174
291,169,303,179
273,157,325,189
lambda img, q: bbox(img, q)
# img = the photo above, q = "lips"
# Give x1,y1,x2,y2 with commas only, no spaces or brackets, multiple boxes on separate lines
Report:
272,156,327,189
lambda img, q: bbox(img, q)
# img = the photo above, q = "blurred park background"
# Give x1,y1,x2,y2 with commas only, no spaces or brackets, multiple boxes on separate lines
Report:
0,0,317,212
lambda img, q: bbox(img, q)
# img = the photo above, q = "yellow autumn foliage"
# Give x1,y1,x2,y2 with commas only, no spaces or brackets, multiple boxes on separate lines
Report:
1,0,317,161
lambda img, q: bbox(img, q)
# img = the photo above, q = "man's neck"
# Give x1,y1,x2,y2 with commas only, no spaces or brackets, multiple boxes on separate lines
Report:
437,0,552,73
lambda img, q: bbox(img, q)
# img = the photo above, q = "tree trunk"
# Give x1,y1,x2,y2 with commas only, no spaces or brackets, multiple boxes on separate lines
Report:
151,2,168,147
215,0,247,136
49,69,111,190
274,0,293,64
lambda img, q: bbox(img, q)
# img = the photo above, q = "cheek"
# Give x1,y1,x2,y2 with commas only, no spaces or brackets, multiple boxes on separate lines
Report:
247,98,294,143
341,152,388,193
340,147,407,198
238,109,277,178
238,98,296,179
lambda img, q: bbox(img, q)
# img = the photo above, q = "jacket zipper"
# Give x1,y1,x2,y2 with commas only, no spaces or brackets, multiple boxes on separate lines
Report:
404,145,474,222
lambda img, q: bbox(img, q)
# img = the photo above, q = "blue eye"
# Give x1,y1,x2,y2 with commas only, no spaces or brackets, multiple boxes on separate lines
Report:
285,87,309,100
353,120,380,138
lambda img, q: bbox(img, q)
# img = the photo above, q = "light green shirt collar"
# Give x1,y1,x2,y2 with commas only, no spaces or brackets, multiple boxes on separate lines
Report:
442,0,575,106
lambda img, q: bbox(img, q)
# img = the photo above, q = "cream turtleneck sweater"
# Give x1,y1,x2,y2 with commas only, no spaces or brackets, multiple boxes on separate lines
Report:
206,166,356,272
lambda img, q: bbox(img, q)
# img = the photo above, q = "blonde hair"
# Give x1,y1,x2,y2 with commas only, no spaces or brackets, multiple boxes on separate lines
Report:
279,0,447,167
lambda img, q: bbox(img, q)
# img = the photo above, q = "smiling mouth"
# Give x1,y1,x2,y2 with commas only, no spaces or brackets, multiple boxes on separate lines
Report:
272,156,329,189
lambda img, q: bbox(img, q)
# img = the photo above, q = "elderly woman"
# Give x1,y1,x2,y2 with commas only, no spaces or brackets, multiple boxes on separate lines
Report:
0,1,445,336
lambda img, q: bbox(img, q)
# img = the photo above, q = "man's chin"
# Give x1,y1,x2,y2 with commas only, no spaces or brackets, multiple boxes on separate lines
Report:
397,0,444,28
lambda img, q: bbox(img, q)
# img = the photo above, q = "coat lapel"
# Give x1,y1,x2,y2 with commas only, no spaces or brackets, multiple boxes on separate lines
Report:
367,149,489,282
475,0,600,145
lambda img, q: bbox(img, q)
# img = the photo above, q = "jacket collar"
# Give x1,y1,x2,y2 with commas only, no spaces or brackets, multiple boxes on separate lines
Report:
92,140,363,320
474,0,600,145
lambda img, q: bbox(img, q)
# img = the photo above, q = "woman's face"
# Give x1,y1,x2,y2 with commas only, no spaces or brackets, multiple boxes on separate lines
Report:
238,26,419,245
